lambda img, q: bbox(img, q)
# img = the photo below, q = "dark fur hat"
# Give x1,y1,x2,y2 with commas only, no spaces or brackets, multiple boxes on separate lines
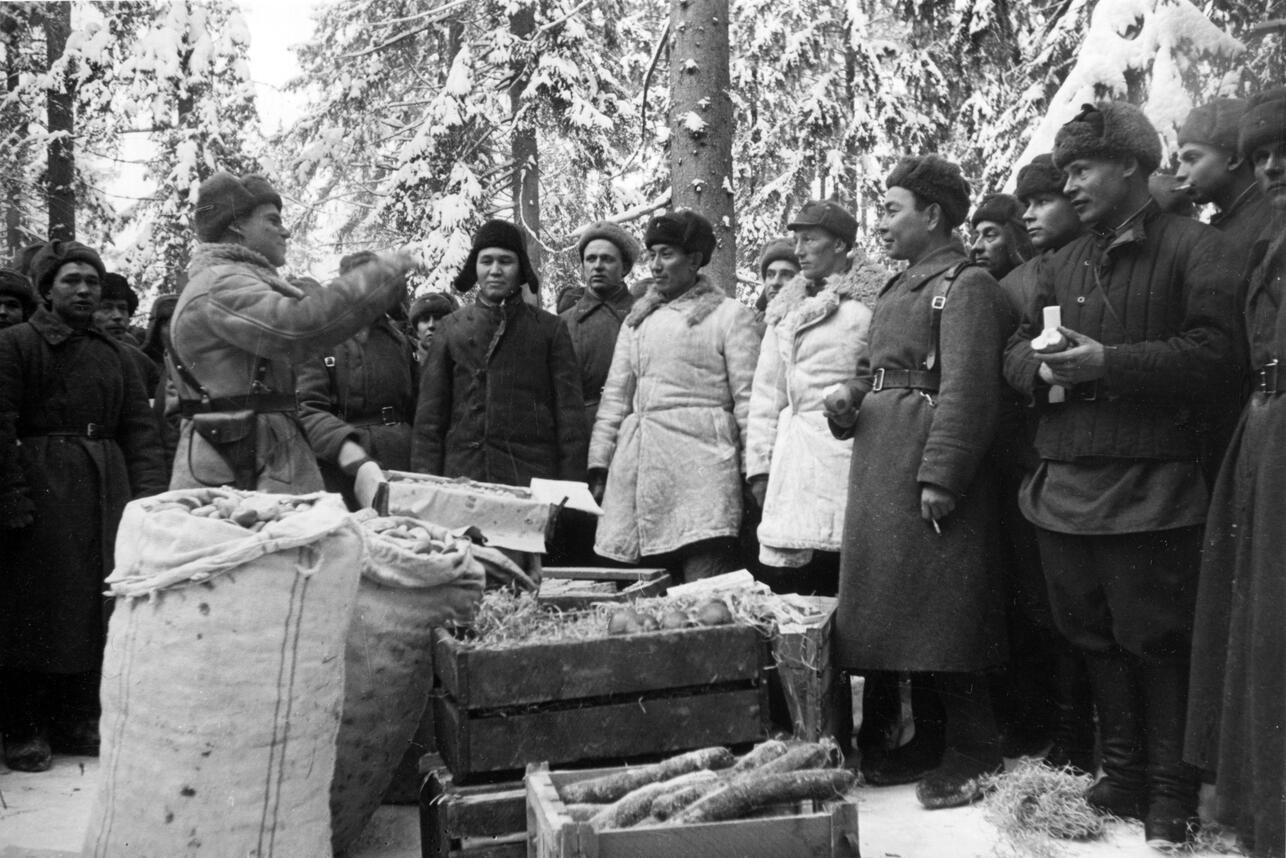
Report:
101,272,139,316
1178,98,1247,153
1239,88,1286,161
29,240,107,297
644,210,717,266
578,222,642,274
0,267,36,318
409,292,459,325
1053,102,1162,175
194,172,284,242
1015,154,1066,202
452,219,540,295
970,193,1024,229
757,237,799,279
885,155,972,228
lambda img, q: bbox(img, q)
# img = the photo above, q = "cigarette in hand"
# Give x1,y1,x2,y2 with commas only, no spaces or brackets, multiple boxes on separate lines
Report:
932,519,942,535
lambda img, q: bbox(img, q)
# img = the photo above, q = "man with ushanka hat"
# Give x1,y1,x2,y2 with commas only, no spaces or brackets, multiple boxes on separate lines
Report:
413,218,587,487
1184,85,1286,858
169,170,416,495
1175,98,1270,254
0,268,36,330
1004,101,1244,849
987,154,1095,778
0,238,165,772
408,291,458,364
969,194,1034,281
826,154,1008,809
588,209,760,582
561,220,642,434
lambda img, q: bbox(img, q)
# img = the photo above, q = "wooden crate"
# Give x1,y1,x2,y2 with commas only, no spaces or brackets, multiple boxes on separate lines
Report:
432,624,769,780
770,596,843,742
525,763,861,858
537,567,669,610
420,764,527,858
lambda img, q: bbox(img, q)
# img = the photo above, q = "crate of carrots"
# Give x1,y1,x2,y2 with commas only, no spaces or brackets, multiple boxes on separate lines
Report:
525,739,859,858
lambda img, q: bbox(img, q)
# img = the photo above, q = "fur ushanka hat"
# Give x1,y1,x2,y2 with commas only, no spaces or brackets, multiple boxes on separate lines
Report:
452,219,540,295
885,155,972,228
0,267,36,318
1178,98,1248,154
643,211,717,267
577,222,643,275
1053,102,1162,175
1239,88,1286,162
29,240,107,297
1015,154,1067,202
194,172,284,243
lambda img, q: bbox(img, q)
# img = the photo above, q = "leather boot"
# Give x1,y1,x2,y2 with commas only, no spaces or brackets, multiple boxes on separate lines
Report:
1138,659,1201,850
863,674,944,786
1044,647,1096,775
1083,651,1147,819
1,670,53,773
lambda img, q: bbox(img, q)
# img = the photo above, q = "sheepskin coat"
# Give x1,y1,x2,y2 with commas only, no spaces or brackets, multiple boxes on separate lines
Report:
747,269,872,566
589,275,761,561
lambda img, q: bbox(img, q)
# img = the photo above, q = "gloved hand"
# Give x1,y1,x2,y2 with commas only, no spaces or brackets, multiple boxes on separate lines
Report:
823,378,870,429
352,459,386,510
587,468,608,506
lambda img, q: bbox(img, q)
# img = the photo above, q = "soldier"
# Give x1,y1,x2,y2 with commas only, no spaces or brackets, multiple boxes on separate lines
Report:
1176,98,1270,253
969,194,1034,281
827,156,1008,808
752,237,800,329
168,171,414,496
0,268,36,330
1004,102,1243,848
0,240,166,771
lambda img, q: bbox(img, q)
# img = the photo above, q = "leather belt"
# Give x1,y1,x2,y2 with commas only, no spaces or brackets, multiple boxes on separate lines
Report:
348,407,407,427
178,393,298,418
1254,359,1286,394
871,368,939,393
21,422,114,440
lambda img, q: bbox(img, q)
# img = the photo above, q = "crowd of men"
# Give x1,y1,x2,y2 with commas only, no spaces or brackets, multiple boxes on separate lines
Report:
1,89,1283,858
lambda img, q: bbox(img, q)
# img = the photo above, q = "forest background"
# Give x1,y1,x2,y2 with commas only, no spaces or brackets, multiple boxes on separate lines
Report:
0,0,1282,310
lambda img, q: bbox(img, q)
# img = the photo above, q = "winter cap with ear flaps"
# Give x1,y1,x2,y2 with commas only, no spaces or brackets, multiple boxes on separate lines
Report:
0,268,36,317
101,273,139,316
194,172,284,243
1052,102,1162,175
29,240,107,296
1239,88,1286,161
885,155,972,228
409,292,459,325
1178,98,1247,153
643,210,717,266
1015,154,1067,202
577,222,642,274
757,238,799,279
451,219,540,295
970,193,1025,230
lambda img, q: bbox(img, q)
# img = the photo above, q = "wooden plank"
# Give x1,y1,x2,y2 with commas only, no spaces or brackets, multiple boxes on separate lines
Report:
435,624,763,709
420,769,452,858
771,598,840,741
438,688,766,778
452,840,527,858
445,788,528,839
540,567,667,583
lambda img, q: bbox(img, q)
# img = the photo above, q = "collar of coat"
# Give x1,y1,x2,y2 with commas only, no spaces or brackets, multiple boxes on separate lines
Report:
190,242,298,294
1091,199,1159,254
625,274,725,328
764,266,866,332
27,305,110,346
880,244,969,297
1211,182,1262,227
571,284,633,322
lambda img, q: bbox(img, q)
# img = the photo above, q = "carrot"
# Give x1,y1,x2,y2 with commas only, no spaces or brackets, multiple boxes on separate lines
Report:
751,740,837,776
563,803,605,821
729,739,790,772
588,770,718,831
671,769,856,824
561,746,734,804
651,778,727,820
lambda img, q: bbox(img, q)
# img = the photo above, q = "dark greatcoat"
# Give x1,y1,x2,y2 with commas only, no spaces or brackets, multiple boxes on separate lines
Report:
411,296,587,486
560,284,635,435
0,307,166,673
296,317,418,491
834,245,1008,673
1185,224,1286,858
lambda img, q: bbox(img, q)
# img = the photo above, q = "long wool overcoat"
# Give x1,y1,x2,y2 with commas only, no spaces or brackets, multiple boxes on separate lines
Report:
0,307,166,672
747,268,872,566
834,245,1008,673
411,297,587,486
168,243,406,493
1185,227,1286,858
590,276,761,562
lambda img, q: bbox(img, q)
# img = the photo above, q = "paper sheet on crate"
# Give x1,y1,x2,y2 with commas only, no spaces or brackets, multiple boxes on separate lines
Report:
667,569,769,598
380,470,552,553
528,478,602,515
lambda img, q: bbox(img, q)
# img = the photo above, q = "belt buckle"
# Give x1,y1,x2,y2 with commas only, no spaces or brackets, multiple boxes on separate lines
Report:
381,406,397,426
1258,358,1279,393
872,368,885,392
86,422,102,439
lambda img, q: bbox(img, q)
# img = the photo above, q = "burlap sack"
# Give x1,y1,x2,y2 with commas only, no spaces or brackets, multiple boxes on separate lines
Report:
84,489,361,858
330,515,484,855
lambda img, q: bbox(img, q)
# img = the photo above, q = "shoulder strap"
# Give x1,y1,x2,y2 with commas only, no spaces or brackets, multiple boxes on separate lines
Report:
924,261,975,372
163,325,273,404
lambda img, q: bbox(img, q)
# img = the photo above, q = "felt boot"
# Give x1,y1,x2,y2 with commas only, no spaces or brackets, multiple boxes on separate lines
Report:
863,674,944,786
916,672,1003,809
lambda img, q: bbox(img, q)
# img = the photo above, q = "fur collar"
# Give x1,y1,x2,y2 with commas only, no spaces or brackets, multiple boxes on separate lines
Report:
625,274,726,328
190,242,298,296
764,266,868,332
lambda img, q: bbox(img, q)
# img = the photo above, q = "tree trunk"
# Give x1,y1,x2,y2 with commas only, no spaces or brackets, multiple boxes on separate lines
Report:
42,2,73,241
668,0,735,294
2,7,24,254
509,1,541,304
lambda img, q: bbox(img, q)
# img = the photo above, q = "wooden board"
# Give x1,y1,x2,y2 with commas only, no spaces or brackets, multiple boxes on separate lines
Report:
434,686,769,779
526,764,860,858
420,767,527,858
433,624,764,709
537,567,669,610
770,596,842,741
